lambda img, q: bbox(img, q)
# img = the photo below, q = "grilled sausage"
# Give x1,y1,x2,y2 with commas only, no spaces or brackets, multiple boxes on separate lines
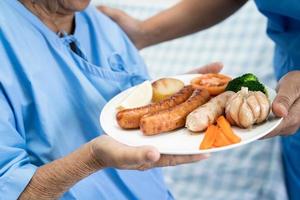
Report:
116,85,194,129
140,89,210,135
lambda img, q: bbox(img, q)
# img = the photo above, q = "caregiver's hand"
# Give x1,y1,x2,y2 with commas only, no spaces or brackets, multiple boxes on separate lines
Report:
264,71,300,138
91,135,209,170
98,6,147,49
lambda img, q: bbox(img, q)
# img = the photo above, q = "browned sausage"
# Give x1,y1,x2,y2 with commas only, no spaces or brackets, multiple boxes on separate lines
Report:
116,85,194,129
140,89,210,135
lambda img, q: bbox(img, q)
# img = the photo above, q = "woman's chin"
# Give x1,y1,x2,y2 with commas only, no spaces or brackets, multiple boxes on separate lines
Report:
61,0,91,12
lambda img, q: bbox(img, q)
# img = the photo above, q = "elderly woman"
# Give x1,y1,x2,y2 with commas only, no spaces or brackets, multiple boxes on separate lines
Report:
0,0,216,199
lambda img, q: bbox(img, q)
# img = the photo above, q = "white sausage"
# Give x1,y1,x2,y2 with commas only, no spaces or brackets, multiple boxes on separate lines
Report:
186,91,235,132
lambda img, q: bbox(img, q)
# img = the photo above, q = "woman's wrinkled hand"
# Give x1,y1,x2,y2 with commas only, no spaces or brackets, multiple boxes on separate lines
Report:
90,135,209,170
89,63,225,170
264,71,300,138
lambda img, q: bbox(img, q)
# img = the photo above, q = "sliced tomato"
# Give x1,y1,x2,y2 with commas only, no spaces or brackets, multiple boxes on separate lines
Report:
191,73,232,96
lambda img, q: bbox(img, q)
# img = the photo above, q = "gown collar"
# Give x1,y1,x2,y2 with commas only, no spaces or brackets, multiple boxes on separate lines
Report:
6,0,82,46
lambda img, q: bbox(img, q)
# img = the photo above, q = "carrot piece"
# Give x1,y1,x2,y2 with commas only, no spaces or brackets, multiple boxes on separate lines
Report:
199,125,219,150
217,116,241,143
213,127,233,147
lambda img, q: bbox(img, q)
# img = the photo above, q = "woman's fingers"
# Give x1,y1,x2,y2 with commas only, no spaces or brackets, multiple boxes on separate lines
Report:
92,135,160,169
92,135,209,170
114,145,208,170
117,145,160,168
158,154,209,166
138,154,210,170
119,147,210,170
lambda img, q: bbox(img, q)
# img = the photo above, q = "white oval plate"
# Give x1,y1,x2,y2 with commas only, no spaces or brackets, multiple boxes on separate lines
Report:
100,74,283,155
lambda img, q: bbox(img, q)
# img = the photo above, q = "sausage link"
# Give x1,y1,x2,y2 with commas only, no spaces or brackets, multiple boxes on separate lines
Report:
116,85,194,129
186,91,235,132
140,89,210,135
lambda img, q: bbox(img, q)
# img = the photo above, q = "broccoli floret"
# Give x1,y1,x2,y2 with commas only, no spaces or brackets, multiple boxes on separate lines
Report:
225,73,268,96
225,78,243,92
239,73,258,82
236,81,267,95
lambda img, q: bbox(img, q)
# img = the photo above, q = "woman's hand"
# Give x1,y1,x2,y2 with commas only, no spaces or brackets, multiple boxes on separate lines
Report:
91,135,209,170
98,6,147,49
265,71,300,138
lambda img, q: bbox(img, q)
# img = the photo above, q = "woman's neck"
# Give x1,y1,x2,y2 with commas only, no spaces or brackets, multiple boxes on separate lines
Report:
19,0,75,35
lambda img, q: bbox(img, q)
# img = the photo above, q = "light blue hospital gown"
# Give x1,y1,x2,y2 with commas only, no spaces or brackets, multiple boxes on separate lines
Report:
0,1,173,199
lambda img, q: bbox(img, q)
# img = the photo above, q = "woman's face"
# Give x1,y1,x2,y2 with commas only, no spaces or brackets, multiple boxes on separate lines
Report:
39,0,91,13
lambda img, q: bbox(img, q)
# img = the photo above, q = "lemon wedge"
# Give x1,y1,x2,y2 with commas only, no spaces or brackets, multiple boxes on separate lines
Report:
117,80,153,110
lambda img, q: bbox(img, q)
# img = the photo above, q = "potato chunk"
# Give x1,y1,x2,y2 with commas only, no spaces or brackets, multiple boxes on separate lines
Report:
152,78,184,102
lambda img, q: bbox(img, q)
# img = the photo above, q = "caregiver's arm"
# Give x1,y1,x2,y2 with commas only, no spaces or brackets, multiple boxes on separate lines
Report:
19,136,207,199
99,0,247,49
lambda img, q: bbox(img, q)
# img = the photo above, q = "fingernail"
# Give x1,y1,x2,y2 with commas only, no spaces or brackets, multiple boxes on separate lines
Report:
279,104,288,116
277,103,288,117
146,151,158,162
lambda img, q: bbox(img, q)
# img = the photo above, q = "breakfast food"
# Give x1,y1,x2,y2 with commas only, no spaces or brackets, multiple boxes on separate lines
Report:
113,72,274,151
225,87,271,128
199,116,241,150
117,80,153,110
191,73,231,96
140,89,210,135
152,78,184,102
186,91,235,132
116,85,194,129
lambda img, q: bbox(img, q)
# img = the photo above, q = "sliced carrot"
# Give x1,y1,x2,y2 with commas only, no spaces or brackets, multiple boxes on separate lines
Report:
217,116,241,143
213,127,233,147
191,73,231,96
199,125,219,150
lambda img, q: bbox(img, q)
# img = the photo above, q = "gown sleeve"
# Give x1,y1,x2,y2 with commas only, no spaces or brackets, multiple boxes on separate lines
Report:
0,88,37,199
